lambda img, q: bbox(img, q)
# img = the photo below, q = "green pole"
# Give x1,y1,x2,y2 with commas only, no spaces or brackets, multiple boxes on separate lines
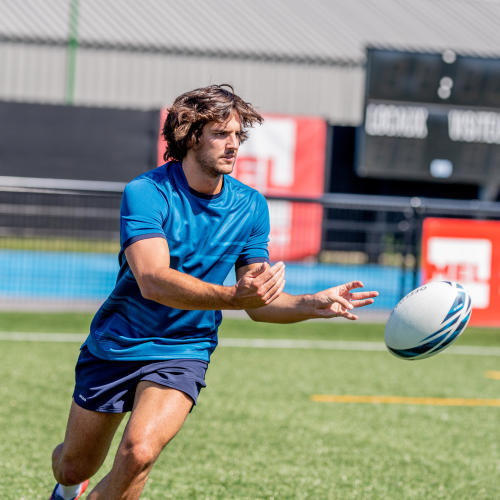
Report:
66,0,79,104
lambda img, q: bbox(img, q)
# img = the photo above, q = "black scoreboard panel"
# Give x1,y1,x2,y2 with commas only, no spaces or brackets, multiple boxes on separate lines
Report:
356,48,500,184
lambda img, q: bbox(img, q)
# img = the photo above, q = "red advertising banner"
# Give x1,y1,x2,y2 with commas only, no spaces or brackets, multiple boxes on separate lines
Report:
158,111,327,261
421,217,500,326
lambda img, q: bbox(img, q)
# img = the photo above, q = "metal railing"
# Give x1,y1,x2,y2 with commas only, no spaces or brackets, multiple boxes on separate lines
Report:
2,178,500,310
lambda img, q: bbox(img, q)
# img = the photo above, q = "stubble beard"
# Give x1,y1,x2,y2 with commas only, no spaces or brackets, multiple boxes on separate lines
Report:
195,148,236,178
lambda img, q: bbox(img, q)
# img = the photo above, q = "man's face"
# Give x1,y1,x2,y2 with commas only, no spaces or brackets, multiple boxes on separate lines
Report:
191,112,242,177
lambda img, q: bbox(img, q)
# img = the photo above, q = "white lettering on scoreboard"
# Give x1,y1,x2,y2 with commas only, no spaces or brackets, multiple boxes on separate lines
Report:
365,104,429,138
427,237,491,309
448,110,500,144
364,104,500,146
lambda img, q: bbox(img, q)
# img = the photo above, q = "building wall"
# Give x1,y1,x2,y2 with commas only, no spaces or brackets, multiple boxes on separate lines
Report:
1,43,365,124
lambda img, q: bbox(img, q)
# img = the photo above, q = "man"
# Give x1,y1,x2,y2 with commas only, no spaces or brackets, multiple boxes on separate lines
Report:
49,84,378,500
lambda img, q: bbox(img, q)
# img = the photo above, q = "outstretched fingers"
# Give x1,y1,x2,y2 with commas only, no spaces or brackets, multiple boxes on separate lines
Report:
338,310,359,321
349,290,379,308
316,282,379,319
327,294,354,311
317,298,358,320
341,280,365,292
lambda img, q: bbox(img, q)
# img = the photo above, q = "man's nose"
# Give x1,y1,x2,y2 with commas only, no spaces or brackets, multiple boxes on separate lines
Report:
226,133,239,149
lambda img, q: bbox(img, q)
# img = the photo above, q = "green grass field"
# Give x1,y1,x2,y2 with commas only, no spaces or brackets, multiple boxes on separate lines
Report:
0,313,499,499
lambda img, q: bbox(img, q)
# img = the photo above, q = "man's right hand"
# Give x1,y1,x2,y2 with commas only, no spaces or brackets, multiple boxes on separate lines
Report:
232,261,285,309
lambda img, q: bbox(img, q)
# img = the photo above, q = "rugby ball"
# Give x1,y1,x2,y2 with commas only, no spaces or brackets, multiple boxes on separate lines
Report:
384,281,472,360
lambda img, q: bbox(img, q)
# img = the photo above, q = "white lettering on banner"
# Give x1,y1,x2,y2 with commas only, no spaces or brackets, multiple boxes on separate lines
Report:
365,104,428,138
427,237,491,309
448,110,500,144
235,118,297,191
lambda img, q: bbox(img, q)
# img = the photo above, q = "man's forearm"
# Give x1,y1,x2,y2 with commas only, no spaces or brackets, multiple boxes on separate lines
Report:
125,239,285,311
245,293,315,323
138,263,284,311
140,267,239,310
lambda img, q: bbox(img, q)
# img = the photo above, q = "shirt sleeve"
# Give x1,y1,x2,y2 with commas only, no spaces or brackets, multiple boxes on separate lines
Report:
120,178,168,250
235,192,270,269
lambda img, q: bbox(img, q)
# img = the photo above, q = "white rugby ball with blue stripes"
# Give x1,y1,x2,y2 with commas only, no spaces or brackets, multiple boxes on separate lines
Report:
384,281,472,360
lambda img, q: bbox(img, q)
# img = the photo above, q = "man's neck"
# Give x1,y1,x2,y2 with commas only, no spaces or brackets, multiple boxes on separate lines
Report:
181,159,224,195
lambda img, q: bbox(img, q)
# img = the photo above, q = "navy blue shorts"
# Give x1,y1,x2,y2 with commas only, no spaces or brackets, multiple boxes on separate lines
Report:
73,345,208,413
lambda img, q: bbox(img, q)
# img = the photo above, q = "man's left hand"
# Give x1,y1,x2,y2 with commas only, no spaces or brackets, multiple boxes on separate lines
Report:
310,281,379,320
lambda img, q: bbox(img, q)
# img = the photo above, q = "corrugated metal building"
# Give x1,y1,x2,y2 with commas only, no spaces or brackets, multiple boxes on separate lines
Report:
1,0,500,124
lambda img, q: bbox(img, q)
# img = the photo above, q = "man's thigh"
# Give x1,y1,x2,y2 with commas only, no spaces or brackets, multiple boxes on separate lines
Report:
59,400,125,466
121,382,194,455
85,384,192,498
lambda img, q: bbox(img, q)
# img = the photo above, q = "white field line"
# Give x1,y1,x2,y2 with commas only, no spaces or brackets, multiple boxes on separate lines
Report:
219,338,500,357
0,331,499,357
0,332,87,342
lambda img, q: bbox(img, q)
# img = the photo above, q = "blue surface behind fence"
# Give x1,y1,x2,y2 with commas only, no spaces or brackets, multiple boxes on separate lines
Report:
0,250,417,310
0,250,118,300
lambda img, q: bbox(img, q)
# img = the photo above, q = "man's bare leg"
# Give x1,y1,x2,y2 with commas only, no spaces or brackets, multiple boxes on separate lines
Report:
52,401,125,486
87,381,193,499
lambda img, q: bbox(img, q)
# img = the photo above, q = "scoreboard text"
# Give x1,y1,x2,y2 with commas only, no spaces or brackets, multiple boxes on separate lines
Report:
356,48,500,185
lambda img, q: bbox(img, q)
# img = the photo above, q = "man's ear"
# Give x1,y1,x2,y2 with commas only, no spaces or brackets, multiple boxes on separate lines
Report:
186,128,204,149
185,132,196,149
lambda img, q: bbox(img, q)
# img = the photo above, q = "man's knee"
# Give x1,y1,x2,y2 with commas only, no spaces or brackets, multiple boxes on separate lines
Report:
118,439,160,476
52,446,100,486
54,456,90,486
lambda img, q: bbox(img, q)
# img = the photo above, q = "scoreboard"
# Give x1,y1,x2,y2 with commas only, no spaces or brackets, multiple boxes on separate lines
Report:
356,48,500,185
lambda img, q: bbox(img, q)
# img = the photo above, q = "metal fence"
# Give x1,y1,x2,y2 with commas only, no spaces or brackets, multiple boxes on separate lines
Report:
2,181,500,314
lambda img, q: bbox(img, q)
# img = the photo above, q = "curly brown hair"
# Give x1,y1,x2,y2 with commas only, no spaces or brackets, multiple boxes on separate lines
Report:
162,84,263,162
